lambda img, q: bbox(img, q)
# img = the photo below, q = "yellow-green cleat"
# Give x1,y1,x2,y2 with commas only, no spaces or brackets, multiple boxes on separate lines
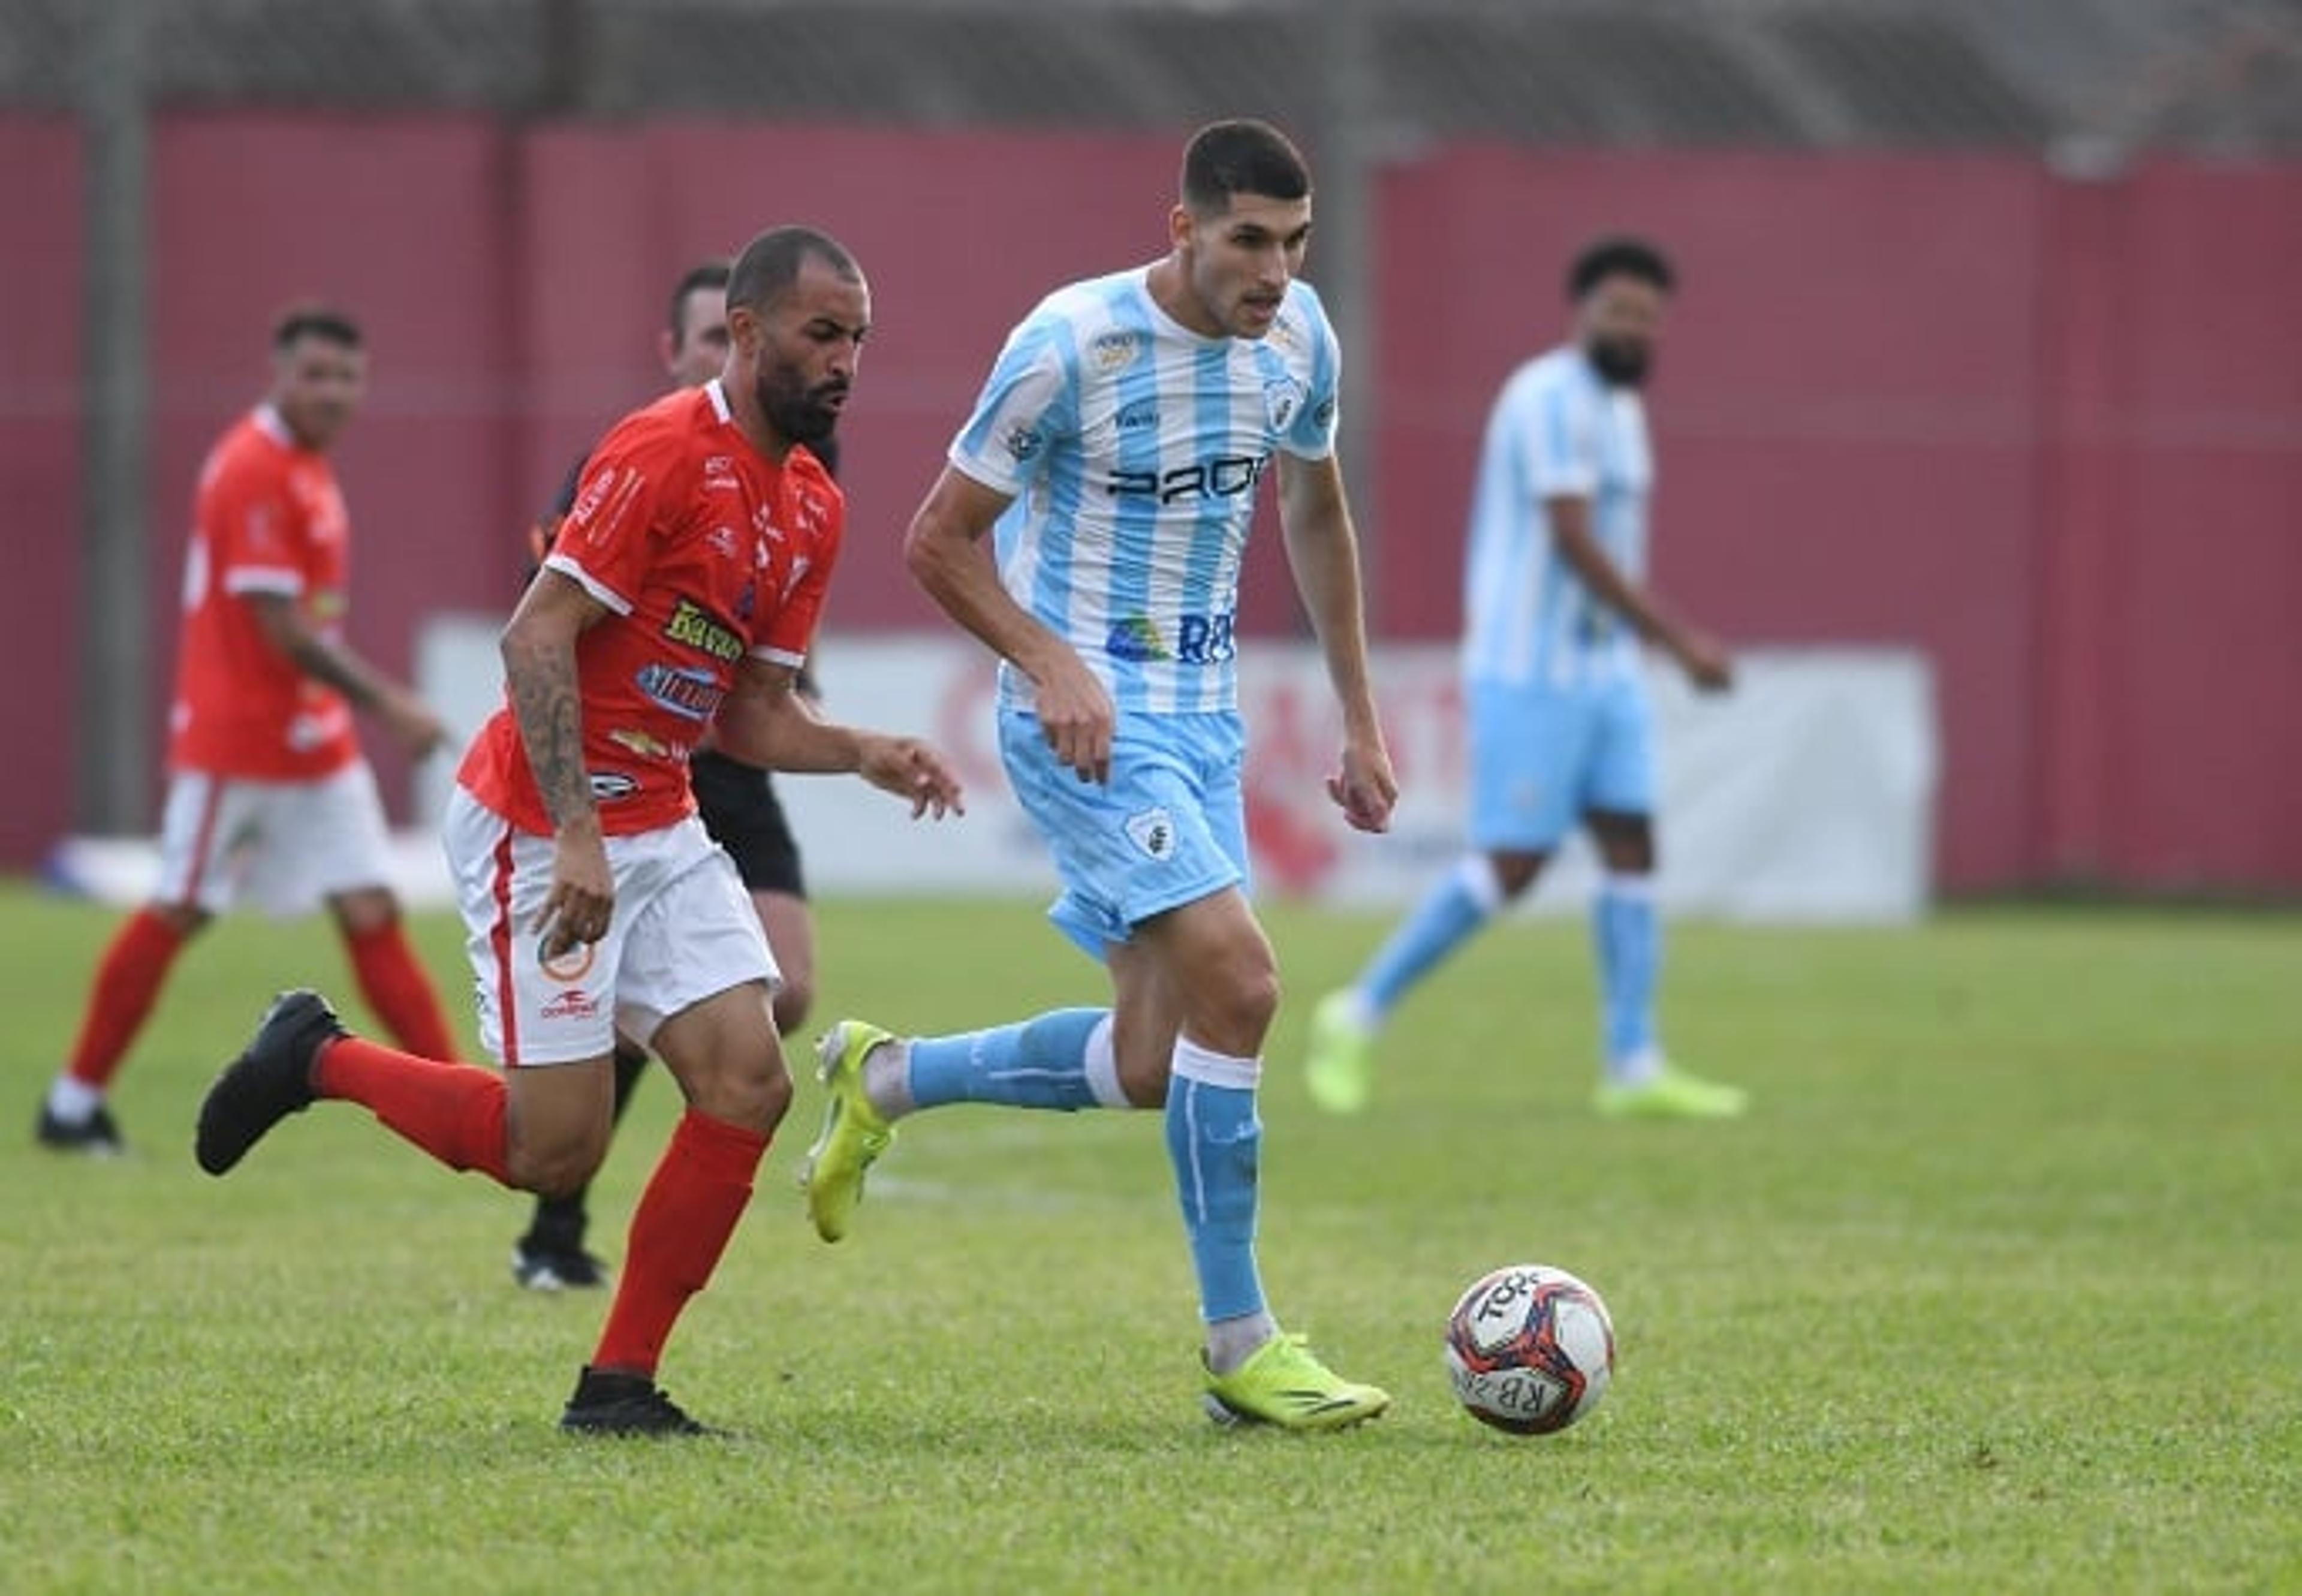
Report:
1202,1333,1391,1432
799,1019,897,1242
1593,1063,1750,1121
1303,989,1376,1115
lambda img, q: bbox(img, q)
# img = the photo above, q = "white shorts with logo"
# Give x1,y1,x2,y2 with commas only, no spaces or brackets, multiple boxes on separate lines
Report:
442,787,779,1068
156,760,399,917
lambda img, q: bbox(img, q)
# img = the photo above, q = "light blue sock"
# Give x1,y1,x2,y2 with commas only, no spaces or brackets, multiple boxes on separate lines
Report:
906,1007,1113,1112
1359,854,1503,1019
1164,1038,1266,1324
1593,875,1661,1076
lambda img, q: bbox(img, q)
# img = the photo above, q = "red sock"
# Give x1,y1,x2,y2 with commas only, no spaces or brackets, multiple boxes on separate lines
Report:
67,909,189,1089
344,920,460,1061
591,1110,770,1377
315,1036,511,1183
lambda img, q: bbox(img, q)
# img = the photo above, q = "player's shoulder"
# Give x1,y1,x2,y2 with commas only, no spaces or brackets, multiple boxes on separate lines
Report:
786,446,845,529
201,409,296,493
1505,347,1597,407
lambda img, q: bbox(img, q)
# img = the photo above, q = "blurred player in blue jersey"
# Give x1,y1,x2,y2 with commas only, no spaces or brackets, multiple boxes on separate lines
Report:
1304,236,1747,1121
799,119,1397,1430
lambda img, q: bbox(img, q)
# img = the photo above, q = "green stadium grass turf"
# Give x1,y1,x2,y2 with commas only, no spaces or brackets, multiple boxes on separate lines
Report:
2,885,2296,1592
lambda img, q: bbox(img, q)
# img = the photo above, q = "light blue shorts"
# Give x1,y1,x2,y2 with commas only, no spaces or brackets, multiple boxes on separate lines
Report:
1467,675,1655,851
999,706,1251,959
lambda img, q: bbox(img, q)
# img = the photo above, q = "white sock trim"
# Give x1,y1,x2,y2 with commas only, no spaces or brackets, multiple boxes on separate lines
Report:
1081,1014,1128,1107
1171,1034,1261,1092
47,1076,103,1121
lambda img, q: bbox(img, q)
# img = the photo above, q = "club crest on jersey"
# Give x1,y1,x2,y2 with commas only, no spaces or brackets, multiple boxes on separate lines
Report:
1091,330,1143,373
1125,807,1177,862
1115,398,1159,432
1264,378,1303,432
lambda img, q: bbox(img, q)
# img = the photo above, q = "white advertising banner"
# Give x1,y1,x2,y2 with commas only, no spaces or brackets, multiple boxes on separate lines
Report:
49,623,1936,924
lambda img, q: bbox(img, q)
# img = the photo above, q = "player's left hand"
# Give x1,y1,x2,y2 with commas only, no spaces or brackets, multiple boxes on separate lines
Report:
858,733,966,820
1327,731,1399,835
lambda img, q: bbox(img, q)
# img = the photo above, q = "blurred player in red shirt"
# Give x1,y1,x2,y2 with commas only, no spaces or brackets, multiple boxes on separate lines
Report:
196,227,964,1437
35,306,457,1155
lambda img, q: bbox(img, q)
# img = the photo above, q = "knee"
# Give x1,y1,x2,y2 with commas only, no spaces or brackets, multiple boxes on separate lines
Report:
689,1053,793,1135
507,1134,606,1198
1194,959,1280,1057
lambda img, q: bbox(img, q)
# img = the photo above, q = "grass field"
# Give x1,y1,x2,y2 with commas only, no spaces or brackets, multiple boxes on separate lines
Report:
2,884,2296,1593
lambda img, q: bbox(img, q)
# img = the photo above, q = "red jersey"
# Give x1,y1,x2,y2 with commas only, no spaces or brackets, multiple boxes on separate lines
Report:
167,406,361,780
458,380,844,836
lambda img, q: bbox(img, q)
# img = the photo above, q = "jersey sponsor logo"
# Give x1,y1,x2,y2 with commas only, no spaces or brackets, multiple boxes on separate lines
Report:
663,596,743,661
539,986,602,1022
1101,610,1234,665
1107,453,1269,504
1312,396,1337,430
608,727,677,760
1114,398,1159,432
1091,330,1143,373
781,555,812,601
1005,423,1045,462
1104,618,1170,662
634,661,725,722
589,771,640,802
568,463,619,526
1124,806,1177,861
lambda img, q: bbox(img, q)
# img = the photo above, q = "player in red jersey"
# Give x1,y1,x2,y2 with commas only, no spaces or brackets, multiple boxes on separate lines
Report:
195,227,964,1437
35,306,457,1156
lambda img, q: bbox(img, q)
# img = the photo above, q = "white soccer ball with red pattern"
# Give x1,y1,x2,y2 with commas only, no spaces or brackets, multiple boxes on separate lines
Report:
1444,1263,1616,1435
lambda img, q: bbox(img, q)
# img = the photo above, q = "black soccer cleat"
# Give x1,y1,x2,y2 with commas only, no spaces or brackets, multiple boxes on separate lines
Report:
512,1236,611,1291
559,1367,717,1437
194,989,346,1176
35,1102,126,1157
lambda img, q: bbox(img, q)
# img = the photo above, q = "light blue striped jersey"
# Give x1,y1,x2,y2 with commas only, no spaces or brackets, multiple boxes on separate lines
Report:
947,265,1341,715
1461,346,1654,690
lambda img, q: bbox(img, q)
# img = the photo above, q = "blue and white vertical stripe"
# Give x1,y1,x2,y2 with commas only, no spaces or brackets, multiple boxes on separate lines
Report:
1460,347,1653,691
948,266,1340,716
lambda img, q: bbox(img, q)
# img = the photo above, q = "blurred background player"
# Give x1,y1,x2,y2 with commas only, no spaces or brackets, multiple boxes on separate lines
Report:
800,119,1396,1430
195,226,963,1437
1304,236,1747,1121
34,306,456,1155
507,260,834,1291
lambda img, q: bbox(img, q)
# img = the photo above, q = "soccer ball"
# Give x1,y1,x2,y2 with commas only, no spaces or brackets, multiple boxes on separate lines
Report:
1444,1263,1616,1435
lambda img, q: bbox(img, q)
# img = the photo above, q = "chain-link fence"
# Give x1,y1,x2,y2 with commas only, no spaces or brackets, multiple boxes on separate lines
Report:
6,0,2300,153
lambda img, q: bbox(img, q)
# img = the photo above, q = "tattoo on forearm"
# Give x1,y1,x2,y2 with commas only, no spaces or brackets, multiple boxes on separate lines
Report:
508,645,592,826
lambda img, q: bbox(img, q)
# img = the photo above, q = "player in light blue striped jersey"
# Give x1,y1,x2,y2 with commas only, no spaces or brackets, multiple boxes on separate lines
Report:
1307,237,1749,1121
800,119,1397,1430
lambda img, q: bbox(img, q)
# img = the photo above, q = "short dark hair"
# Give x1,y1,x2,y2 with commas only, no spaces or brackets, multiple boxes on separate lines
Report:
667,260,732,345
1568,237,1675,302
270,303,362,353
1180,118,1311,215
726,226,860,315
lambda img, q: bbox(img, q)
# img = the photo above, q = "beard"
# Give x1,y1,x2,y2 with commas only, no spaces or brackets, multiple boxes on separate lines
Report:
754,367,845,447
1588,338,1652,388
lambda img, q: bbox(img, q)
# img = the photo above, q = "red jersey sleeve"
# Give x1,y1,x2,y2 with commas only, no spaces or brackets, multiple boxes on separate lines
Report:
206,447,305,598
541,414,692,613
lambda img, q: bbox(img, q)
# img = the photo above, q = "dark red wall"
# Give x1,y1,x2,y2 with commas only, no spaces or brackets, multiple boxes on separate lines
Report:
5,115,2297,893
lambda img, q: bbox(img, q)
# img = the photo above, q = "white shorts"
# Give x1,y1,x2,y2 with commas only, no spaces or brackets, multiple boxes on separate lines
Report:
155,761,399,917
442,786,779,1068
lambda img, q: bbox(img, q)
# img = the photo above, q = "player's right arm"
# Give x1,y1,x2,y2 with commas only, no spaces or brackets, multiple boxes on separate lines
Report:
499,565,615,959
1545,496,1732,691
905,463,1115,785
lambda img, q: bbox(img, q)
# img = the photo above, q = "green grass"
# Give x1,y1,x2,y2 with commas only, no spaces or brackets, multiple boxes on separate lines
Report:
2,885,2297,1593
